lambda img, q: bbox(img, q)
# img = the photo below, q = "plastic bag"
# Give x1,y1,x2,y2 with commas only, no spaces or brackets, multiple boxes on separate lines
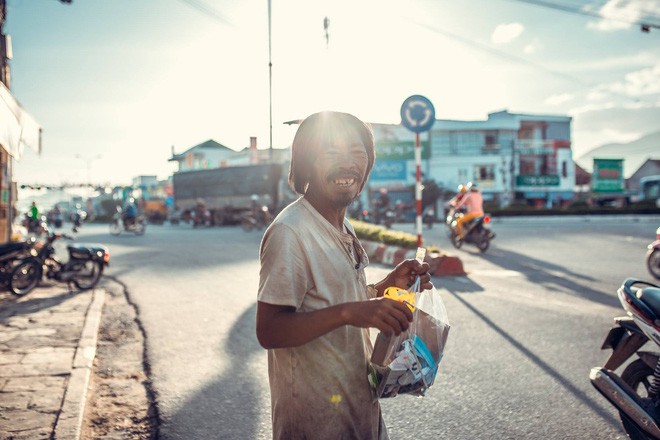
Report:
368,255,450,399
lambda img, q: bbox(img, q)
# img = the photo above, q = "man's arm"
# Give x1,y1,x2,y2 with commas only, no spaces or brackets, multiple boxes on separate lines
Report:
256,298,413,349
256,260,432,349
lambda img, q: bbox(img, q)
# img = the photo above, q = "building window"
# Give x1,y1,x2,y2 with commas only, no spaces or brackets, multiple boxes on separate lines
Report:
475,165,495,183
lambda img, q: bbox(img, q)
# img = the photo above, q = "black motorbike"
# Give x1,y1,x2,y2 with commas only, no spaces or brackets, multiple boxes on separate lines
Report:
0,237,37,289
591,278,660,440
9,229,109,296
447,208,495,253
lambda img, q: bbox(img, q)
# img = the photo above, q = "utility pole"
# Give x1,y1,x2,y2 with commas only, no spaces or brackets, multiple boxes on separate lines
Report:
267,0,273,162
1,0,11,89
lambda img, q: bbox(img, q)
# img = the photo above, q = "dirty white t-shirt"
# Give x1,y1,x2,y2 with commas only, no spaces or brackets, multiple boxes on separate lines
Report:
258,197,387,440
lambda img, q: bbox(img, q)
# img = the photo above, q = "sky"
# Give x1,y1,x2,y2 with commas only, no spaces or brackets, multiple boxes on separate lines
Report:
5,0,660,188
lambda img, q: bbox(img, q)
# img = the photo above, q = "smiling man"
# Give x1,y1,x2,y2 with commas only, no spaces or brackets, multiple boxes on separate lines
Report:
256,111,432,440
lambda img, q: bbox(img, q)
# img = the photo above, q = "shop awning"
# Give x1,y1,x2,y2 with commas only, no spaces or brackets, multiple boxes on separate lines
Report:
0,81,41,159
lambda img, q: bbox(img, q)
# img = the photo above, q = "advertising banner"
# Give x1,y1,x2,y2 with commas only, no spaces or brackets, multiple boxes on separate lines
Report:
371,160,408,181
592,159,624,193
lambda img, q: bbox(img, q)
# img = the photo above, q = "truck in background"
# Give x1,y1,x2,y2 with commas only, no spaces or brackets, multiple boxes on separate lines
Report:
172,162,295,225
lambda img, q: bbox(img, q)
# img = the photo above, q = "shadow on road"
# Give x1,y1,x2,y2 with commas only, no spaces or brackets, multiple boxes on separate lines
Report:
469,246,619,308
446,286,622,432
163,302,266,439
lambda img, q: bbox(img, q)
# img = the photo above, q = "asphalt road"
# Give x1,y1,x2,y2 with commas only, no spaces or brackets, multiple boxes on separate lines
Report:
70,215,660,439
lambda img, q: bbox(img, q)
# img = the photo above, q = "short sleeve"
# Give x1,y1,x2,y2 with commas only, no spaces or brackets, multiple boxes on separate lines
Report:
258,222,313,309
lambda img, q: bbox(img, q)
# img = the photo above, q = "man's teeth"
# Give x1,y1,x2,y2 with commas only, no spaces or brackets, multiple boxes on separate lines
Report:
334,178,355,186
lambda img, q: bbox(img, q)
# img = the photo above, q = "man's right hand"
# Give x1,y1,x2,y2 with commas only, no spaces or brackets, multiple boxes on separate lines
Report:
342,298,413,336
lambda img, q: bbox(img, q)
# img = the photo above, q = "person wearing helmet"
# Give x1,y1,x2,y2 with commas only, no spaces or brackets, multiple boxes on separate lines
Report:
453,181,484,239
447,184,468,212
122,197,138,228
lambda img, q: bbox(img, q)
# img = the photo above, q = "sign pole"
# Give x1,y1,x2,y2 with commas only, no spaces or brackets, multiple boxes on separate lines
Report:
414,132,422,247
400,94,435,250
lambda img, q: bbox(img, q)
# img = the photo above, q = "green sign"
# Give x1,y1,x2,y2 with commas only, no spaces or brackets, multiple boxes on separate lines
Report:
376,140,429,160
592,158,624,193
516,175,560,186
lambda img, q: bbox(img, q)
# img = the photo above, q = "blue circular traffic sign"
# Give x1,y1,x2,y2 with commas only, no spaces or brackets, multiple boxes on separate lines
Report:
400,95,435,133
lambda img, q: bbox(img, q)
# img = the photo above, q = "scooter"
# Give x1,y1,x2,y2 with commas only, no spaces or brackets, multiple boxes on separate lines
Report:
9,228,109,296
590,278,660,440
447,208,495,253
241,206,273,232
110,206,146,236
646,226,660,280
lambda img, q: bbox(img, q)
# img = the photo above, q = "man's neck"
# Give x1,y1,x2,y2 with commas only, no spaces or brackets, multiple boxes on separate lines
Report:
303,195,346,231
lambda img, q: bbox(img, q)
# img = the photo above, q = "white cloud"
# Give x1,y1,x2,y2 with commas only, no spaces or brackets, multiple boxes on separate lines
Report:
545,93,574,105
608,63,660,97
585,0,659,31
523,38,542,54
491,23,524,44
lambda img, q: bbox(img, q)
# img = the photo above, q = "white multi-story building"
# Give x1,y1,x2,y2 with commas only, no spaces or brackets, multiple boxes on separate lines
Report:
370,109,575,208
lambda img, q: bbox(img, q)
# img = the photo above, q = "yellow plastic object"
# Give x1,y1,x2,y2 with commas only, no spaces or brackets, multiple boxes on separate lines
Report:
384,286,416,311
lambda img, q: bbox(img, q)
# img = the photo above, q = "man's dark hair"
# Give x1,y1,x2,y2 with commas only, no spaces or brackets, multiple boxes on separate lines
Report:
288,111,375,195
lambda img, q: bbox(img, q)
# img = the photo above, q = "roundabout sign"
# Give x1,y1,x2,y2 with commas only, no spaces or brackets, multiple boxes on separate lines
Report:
400,95,435,133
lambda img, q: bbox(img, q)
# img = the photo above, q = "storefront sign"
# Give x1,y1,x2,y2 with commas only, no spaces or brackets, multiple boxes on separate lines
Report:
592,158,624,193
376,140,429,160
516,175,560,186
371,160,408,181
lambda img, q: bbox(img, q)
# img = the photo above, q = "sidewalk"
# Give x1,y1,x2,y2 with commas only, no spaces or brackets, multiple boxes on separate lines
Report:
0,284,104,440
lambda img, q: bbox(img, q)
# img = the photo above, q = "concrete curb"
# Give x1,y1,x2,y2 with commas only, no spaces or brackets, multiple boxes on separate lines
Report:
54,288,105,440
362,241,466,276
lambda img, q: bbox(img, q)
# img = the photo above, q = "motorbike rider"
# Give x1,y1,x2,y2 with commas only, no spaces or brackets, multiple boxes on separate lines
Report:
29,201,39,221
25,201,42,232
452,182,484,240
193,198,210,225
374,188,391,224
122,198,138,229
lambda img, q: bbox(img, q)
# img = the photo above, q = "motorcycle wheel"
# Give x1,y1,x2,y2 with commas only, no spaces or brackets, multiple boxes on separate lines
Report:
476,229,490,253
110,221,122,236
620,359,656,440
647,249,660,280
73,261,104,290
9,260,41,296
134,222,146,236
450,232,463,249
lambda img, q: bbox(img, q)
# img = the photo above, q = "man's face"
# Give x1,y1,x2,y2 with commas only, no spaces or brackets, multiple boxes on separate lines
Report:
307,134,369,210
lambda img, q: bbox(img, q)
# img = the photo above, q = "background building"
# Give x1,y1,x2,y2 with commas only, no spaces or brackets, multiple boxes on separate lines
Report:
369,109,575,209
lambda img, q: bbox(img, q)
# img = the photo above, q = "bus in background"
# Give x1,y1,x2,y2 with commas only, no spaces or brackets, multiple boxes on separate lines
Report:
640,175,660,207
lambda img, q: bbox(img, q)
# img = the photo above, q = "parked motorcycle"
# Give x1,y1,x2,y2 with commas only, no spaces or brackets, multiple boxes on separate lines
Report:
590,278,660,440
22,214,47,236
646,226,660,280
446,208,495,253
0,237,38,289
110,206,146,236
9,229,109,296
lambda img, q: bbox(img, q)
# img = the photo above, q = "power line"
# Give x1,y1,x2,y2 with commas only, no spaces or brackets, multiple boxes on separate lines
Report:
175,0,231,25
505,0,660,31
411,20,643,104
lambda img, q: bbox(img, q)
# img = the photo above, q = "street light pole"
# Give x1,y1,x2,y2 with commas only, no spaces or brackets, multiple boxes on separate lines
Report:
75,153,101,188
267,0,273,162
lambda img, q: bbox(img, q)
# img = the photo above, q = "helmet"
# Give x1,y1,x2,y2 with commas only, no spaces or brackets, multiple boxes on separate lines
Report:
458,184,467,193
467,181,478,191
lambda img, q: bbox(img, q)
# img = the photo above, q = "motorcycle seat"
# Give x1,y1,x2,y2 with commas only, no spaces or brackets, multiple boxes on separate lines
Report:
0,241,32,256
67,244,107,260
635,287,660,317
